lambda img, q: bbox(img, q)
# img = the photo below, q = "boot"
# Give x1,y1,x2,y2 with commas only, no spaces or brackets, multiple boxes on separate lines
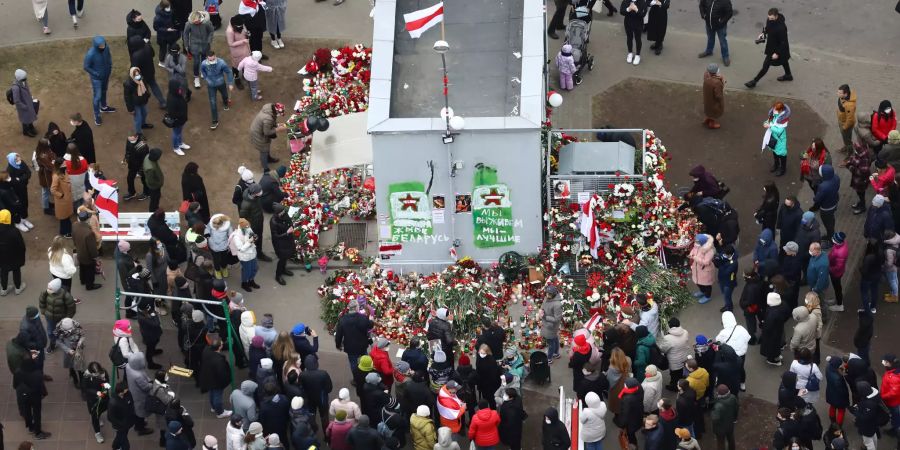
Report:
275,275,286,286
744,79,758,89
654,42,663,55
222,267,229,278
284,269,295,276
214,269,222,279
250,280,261,289
235,78,245,90
241,282,253,292
708,119,720,129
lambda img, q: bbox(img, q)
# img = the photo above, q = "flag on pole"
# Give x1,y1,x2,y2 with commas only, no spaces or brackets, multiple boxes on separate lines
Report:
404,2,444,38
88,169,119,231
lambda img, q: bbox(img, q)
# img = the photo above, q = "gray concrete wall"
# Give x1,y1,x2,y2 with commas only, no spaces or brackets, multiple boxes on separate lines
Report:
373,129,542,271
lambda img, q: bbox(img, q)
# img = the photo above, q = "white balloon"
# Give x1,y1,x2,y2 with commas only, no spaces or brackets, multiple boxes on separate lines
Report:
548,92,563,107
449,116,465,130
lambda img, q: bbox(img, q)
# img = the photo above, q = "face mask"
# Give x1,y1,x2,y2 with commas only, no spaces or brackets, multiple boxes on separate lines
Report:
165,7,171,11
886,108,893,114
52,130,59,135
692,177,699,182
70,121,78,127
884,361,890,367
478,351,487,358
581,368,591,375
544,418,551,424
165,375,170,383
135,75,142,81
759,239,765,245
208,58,217,64
502,394,509,401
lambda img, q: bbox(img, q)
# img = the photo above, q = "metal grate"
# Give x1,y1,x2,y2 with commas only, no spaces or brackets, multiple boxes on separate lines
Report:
336,222,368,250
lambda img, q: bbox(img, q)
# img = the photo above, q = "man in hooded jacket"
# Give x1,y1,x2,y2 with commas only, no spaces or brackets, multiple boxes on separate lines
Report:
299,354,332,432
83,36,115,125
810,164,840,241
230,380,258,431
269,203,295,285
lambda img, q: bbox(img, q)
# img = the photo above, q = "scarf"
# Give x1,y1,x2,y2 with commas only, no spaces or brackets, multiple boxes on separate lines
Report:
618,384,639,399
131,68,147,97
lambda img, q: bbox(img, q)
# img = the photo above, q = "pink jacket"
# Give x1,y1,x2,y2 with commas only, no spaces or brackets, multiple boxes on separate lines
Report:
556,53,576,76
238,56,273,82
225,25,251,67
828,241,849,278
689,235,715,286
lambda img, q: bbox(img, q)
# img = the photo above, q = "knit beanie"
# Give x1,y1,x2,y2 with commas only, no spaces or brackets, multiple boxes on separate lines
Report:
247,422,263,435
291,396,303,410
14,69,26,81
376,337,390,349
260,358,273,370
339,388,350,400
238,165,254,182
118,240,131,253
365,372,381,385
192,309,205,323
335,410,347,421
60,318,75,331
252,51,262,62
203,436,217,449
47,278,62,293
416,405,430,417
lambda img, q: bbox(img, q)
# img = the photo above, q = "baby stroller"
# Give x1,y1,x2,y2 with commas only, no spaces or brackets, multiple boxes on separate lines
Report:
565,18,594,85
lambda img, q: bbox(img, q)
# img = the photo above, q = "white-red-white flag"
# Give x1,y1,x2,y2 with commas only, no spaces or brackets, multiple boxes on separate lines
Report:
88,169,119,231
404,2,444,39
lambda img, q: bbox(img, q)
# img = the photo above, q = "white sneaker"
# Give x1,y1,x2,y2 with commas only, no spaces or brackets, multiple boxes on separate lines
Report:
271,39,280,49
76,7,84,17
158,62,166,68
633,55,641,65
95,432,104,444
15,223,28,232
14,282,26,295
871,308,877,314
828,304,845,312
22,219,34,229
216,410,233,418
72,15,78,28
626,52,634,63
180,143,191,150
0,288,8,297
277,39,285,48
173,148,185,156
194,78,201,88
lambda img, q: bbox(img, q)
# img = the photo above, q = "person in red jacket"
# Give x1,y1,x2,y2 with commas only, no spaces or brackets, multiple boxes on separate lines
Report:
468,399,501,449
369,337,394,389
827,232,849,312
882,353,900,434
872,100,897,154
870,159,896,195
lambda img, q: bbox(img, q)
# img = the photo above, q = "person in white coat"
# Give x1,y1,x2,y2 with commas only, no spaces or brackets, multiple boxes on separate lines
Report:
225,415,245,450
48,236,77,293
207,213,233,278
239,310,256,356
658,317,692,391
642,364,663,414
789,347,823,404
580,391,607,450
714,311,752,390
329,388,362,423
229,218,258,292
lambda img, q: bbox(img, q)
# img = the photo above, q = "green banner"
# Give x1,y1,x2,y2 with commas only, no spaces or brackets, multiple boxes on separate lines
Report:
388,181,432,242
473,166,515,248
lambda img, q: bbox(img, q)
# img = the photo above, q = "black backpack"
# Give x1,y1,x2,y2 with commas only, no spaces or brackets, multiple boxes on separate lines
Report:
145,385,170,415
798,403,823,441
649,342,669,371
109,337,128,368
5,88,13,105
527,351,551,385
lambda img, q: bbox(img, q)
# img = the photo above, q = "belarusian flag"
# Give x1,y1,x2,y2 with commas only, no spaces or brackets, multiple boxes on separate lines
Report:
404,2,444,39
88,169,119,230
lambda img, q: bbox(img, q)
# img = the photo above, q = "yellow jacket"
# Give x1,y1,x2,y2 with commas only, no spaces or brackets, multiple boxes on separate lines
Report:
687,368,710,400
410,414,437,450
837,91,857,131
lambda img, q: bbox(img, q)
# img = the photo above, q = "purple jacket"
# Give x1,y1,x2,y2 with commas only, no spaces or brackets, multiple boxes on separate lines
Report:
828,242,848,278
556,53,576,76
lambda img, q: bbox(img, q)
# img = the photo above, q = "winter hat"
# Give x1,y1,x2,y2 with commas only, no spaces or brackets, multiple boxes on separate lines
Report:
435,307,448,320
78,210,90,221
290,396,303,410
883,354,897,365
248,183,262,196
573,334,590,355
148,148,162,161
357,355,374,372
832,232,846,244
291,323,306,335
504,347,518,359
767,292,782,306
247,422,263,435
645,364,658,377
376,337,390,349
276,166,287,178
636,325,649,338
561,44,572,53
47,278,62,293
167,421,182,434
118,240,131,253
873,194,886,208
394,360,410,374
707,63,719,74
238,166,255,183
385,396,399,410
889,130,900,145
716,384,730,396
433,349,447,363
203,436,218,450
338,388,350,400
695,234,708,246
830,437,848,450
192,309,205,323
458,353,470,366
60,318,75,331
782,241,799,253
416,405,430,417
260,358,273,370
545,285,559,296
695,334,708,345
365,372,381,385
674,428,691,440
14,69,26,81
335,409,347,421
212,279,227,292
272,203,285,214
251,335,264,348
261,314,274,328
801,211,815,224
624,377,640,389
114,319,132,335
445,380,461,390
252,51,262,62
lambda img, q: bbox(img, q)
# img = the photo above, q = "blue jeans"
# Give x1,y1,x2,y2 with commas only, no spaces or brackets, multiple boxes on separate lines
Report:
887,271,898,296
209,388,224,414
720,283,734,310
41,187,49,209
132,104,147,135
171,125,184,150
45,317,57,348
248,79,259,99
67,0,83,15
192,52,207,77
704,24,729,59
207,84,229,123
347,353,361,374
860,279,880,311
584,441,604,450
546,337,559,359
90,77,109,122
240,259,258,283
146,78,166,107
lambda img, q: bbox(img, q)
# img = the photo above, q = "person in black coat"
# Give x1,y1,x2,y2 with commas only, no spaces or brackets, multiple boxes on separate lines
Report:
846,356,878,407
675,381,697,431
147,209,183,261
712,344,741,397
259,389,290,440
400,371,434,420
646,0,670,54
181,162,210,224
852,381,880,447
299,355,332,431
165,420,190,450
128,36,166,108
0,208,26,293
541,407,571,450
745,8,792,88
185,313,207,385
165,78,189,153
14,356,49,438
427,309,457,367
164,399,196,449
123,134,150,200
777,371,805,411
335,300,374,373
498,388,527,450
259,168,286,214
475,345,502,409
126,9,152,43
698,0,732,63
109,383,137,450
771,407,801,449
759,292,791,365
198,338,232,416
853,310,874,364
19,306,47,357
7,153,31,224
291,325,319,366
575,362,609,402
825,356,850,425
620,0,647,64
153,3,179,62
346,415,383,450
776,196,803,251
46,122,69,159
475,317,506,360
614,377,644,445
738,270,766,344
137,304,164,370
69,117,96,164
755,182,779,232
269,204,295,285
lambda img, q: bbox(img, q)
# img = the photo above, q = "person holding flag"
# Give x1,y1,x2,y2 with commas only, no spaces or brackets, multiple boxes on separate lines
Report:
437,380,466,434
